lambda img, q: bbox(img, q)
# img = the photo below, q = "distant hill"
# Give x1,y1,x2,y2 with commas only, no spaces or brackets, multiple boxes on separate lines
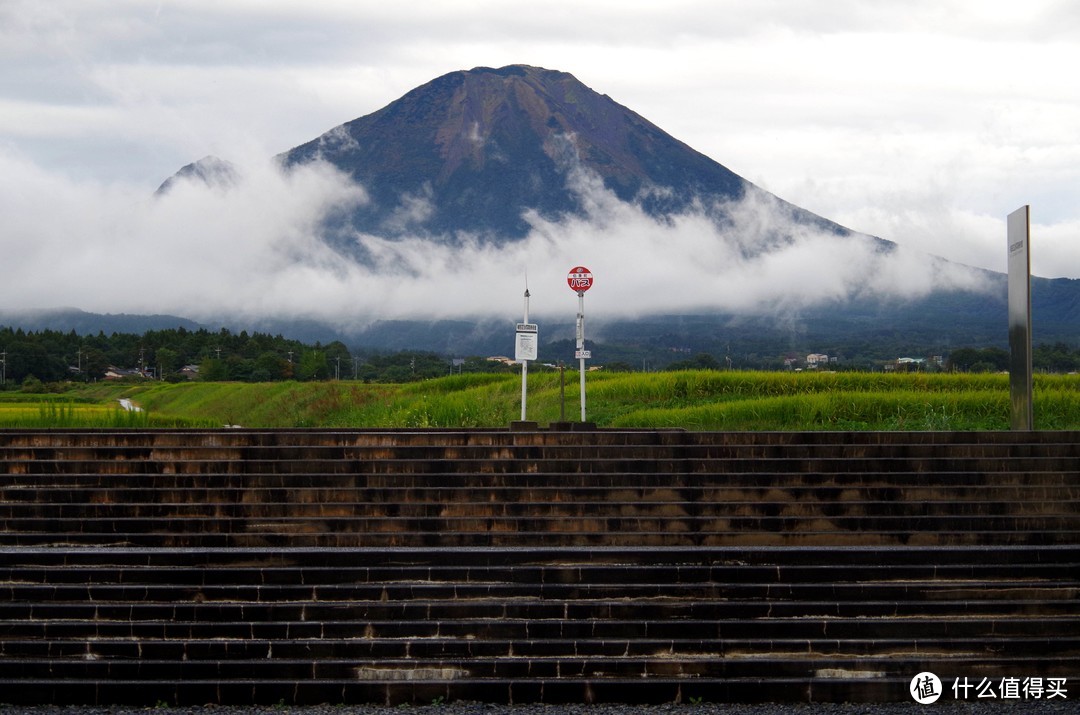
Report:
2,274,1077,368
0,308,205,336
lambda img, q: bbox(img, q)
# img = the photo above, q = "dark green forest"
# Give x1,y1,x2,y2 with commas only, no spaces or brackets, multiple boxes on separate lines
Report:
0,326,516,386
1,325,1078,388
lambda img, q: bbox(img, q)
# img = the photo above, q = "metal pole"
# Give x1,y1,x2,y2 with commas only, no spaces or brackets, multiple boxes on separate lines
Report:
559,361,565,422
521,288,530,421
577,290,586,421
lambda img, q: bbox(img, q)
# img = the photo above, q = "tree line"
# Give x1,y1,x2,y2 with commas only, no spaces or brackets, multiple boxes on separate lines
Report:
1,326,1078,389
947,344,1080,374
0,326,516,387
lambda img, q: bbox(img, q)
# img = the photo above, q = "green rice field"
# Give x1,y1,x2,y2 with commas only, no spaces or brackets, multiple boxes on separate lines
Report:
1,370,1078,430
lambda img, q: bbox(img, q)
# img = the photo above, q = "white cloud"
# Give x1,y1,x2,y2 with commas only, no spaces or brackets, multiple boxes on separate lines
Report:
0,148,993,330
0,149,364,316
0,0,1078,290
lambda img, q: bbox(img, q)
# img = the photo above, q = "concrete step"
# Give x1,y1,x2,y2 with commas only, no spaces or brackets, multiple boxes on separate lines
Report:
4,594,1076,623
5,475,1076,496
4,454,1079,475
1,498,1074,519
2,529,1077,549
2,427,1078,448
4,652,1079,680
1,614,1074,643
2,439,1078,462
2,519,1077,549
6,635,1077,661
3,543,1075,566
5,577,1076,606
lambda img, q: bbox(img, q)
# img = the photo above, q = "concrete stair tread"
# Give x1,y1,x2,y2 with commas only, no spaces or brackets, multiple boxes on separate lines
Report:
5,455,1080,472
2,616,1072,641
6,635,1078,658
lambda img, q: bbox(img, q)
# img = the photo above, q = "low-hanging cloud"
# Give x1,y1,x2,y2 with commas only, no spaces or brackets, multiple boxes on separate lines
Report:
0,147,994,334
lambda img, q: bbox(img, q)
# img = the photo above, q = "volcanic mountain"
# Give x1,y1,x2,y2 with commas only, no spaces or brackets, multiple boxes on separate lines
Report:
147,64,1080,359
275,64,854,250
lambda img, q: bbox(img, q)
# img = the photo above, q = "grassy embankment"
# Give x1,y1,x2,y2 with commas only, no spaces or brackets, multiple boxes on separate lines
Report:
2,370,1079,430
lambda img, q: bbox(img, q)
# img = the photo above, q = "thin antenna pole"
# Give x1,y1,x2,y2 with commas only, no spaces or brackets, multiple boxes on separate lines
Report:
521,281,530,421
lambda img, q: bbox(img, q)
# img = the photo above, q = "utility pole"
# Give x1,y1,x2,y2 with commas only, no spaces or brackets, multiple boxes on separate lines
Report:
520,286,531,421
513,275,539,424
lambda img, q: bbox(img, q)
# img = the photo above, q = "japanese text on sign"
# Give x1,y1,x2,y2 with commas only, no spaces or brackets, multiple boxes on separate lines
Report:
567,266,593,292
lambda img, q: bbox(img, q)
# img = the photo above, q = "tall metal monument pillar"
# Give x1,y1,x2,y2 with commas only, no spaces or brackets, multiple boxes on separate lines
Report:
1007,206,1033,431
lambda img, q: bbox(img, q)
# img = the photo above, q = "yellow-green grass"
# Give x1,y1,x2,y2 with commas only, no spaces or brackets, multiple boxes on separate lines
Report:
0,400,205,428
1,370,1077,430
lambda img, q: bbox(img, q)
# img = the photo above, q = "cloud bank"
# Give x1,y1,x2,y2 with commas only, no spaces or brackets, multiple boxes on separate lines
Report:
3,1,1078,286
0,148,993,332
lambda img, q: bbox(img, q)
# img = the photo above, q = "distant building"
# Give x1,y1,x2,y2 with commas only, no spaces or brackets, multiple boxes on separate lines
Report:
806,354,829,368
895,357,926,372
104,367,143,380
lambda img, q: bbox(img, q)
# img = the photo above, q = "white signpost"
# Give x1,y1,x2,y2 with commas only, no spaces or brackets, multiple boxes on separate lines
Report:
567,266,593,422
515,288,537,421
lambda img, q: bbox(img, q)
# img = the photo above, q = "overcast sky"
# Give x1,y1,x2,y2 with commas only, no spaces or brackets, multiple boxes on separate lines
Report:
1,0,1077,324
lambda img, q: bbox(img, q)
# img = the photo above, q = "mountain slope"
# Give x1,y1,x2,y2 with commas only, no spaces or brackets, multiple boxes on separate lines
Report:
279,64,854,247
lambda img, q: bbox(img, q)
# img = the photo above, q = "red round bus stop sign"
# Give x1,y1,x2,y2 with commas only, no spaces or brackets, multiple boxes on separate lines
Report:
567,266,593,292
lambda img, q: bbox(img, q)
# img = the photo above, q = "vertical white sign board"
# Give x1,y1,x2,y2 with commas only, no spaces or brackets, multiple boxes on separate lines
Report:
515,327,538,362
516,286,535,422
1007,206,1033,431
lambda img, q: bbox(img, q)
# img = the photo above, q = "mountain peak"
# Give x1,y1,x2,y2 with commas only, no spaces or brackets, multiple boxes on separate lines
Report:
155,155,240,196
156,65,853,259
281,64,750,240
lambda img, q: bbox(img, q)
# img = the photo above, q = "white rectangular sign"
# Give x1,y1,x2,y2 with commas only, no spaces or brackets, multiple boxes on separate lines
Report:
575,349,591,360
515,330,538,361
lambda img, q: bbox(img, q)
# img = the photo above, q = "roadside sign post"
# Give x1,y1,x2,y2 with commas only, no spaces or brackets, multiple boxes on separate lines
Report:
515,287,538,422
567,266,593,422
